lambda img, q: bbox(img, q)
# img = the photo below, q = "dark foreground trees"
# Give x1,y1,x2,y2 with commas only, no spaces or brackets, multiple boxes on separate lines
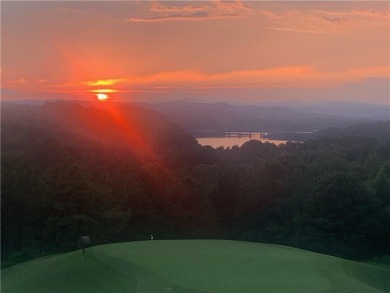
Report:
2,102,390,267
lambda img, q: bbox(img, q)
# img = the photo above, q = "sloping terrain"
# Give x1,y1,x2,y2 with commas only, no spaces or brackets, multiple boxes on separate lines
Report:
2,240,389,293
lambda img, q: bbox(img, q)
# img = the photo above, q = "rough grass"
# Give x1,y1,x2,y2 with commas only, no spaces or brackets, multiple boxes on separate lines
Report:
2,240,389,293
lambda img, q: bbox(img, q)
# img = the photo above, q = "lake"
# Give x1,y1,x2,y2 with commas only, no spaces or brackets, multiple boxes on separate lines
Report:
196,133,287,148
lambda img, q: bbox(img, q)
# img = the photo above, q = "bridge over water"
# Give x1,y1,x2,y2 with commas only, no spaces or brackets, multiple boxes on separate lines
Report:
225,132,269,139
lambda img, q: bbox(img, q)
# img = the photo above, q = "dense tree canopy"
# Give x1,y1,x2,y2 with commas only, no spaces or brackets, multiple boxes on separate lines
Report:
2,102,390,267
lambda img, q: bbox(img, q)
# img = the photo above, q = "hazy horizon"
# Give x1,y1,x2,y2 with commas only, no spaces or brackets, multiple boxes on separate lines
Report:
2,1,389,104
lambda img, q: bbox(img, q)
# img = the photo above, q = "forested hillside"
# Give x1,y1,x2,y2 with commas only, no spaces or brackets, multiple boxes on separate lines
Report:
317,120,390,142
2,102,390,267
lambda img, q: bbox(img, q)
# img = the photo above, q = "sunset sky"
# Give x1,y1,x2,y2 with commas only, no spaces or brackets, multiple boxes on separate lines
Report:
2,1,389,104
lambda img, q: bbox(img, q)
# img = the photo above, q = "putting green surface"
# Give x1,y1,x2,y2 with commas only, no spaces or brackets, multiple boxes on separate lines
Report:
2,240,389,292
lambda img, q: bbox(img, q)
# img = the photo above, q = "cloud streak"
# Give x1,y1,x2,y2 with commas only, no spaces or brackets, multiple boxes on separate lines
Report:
263,27,344,34
75,66,389,90
12,78,27,85
129,0,253,22
257,7,389,34
351,8,389,18
321,15,346,24
56,6,79,13
130,11,212,22
84,79,124,86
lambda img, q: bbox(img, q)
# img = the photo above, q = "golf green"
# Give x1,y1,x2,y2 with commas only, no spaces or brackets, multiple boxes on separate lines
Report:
2,240,389,292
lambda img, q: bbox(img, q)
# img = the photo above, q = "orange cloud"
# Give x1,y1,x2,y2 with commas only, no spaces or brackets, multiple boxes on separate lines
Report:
214,0,253,13
129,11,214,22
263,27,343,34
99,66,389,89
89,89,118,93
321,15,347,24
150,2,205,13
84,79,124,86
257,7,389,34
9,65,389,94
12,78,27,85
351,8,389,18
129,0,253,22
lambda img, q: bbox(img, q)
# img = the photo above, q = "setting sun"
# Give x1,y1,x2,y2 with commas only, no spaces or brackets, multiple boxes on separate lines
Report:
96,93,109,101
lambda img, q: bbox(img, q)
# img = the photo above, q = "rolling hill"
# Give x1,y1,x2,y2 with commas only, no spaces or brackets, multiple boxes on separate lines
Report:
2,240,389,293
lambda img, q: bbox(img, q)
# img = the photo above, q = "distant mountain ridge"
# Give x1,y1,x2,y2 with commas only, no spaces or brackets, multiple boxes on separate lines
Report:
3,99,387,138
255,100,390,120
133,100,379,137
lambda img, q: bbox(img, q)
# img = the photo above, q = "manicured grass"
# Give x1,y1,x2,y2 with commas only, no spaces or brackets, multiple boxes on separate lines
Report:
2,240,389,292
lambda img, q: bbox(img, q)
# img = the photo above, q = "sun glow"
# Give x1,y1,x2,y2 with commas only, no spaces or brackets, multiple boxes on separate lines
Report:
96,93,109,101
91,88,118,101
90,89,118,93
85,79,123,86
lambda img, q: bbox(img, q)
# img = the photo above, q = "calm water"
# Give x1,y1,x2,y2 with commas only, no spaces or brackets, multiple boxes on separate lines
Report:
197,134,287,148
